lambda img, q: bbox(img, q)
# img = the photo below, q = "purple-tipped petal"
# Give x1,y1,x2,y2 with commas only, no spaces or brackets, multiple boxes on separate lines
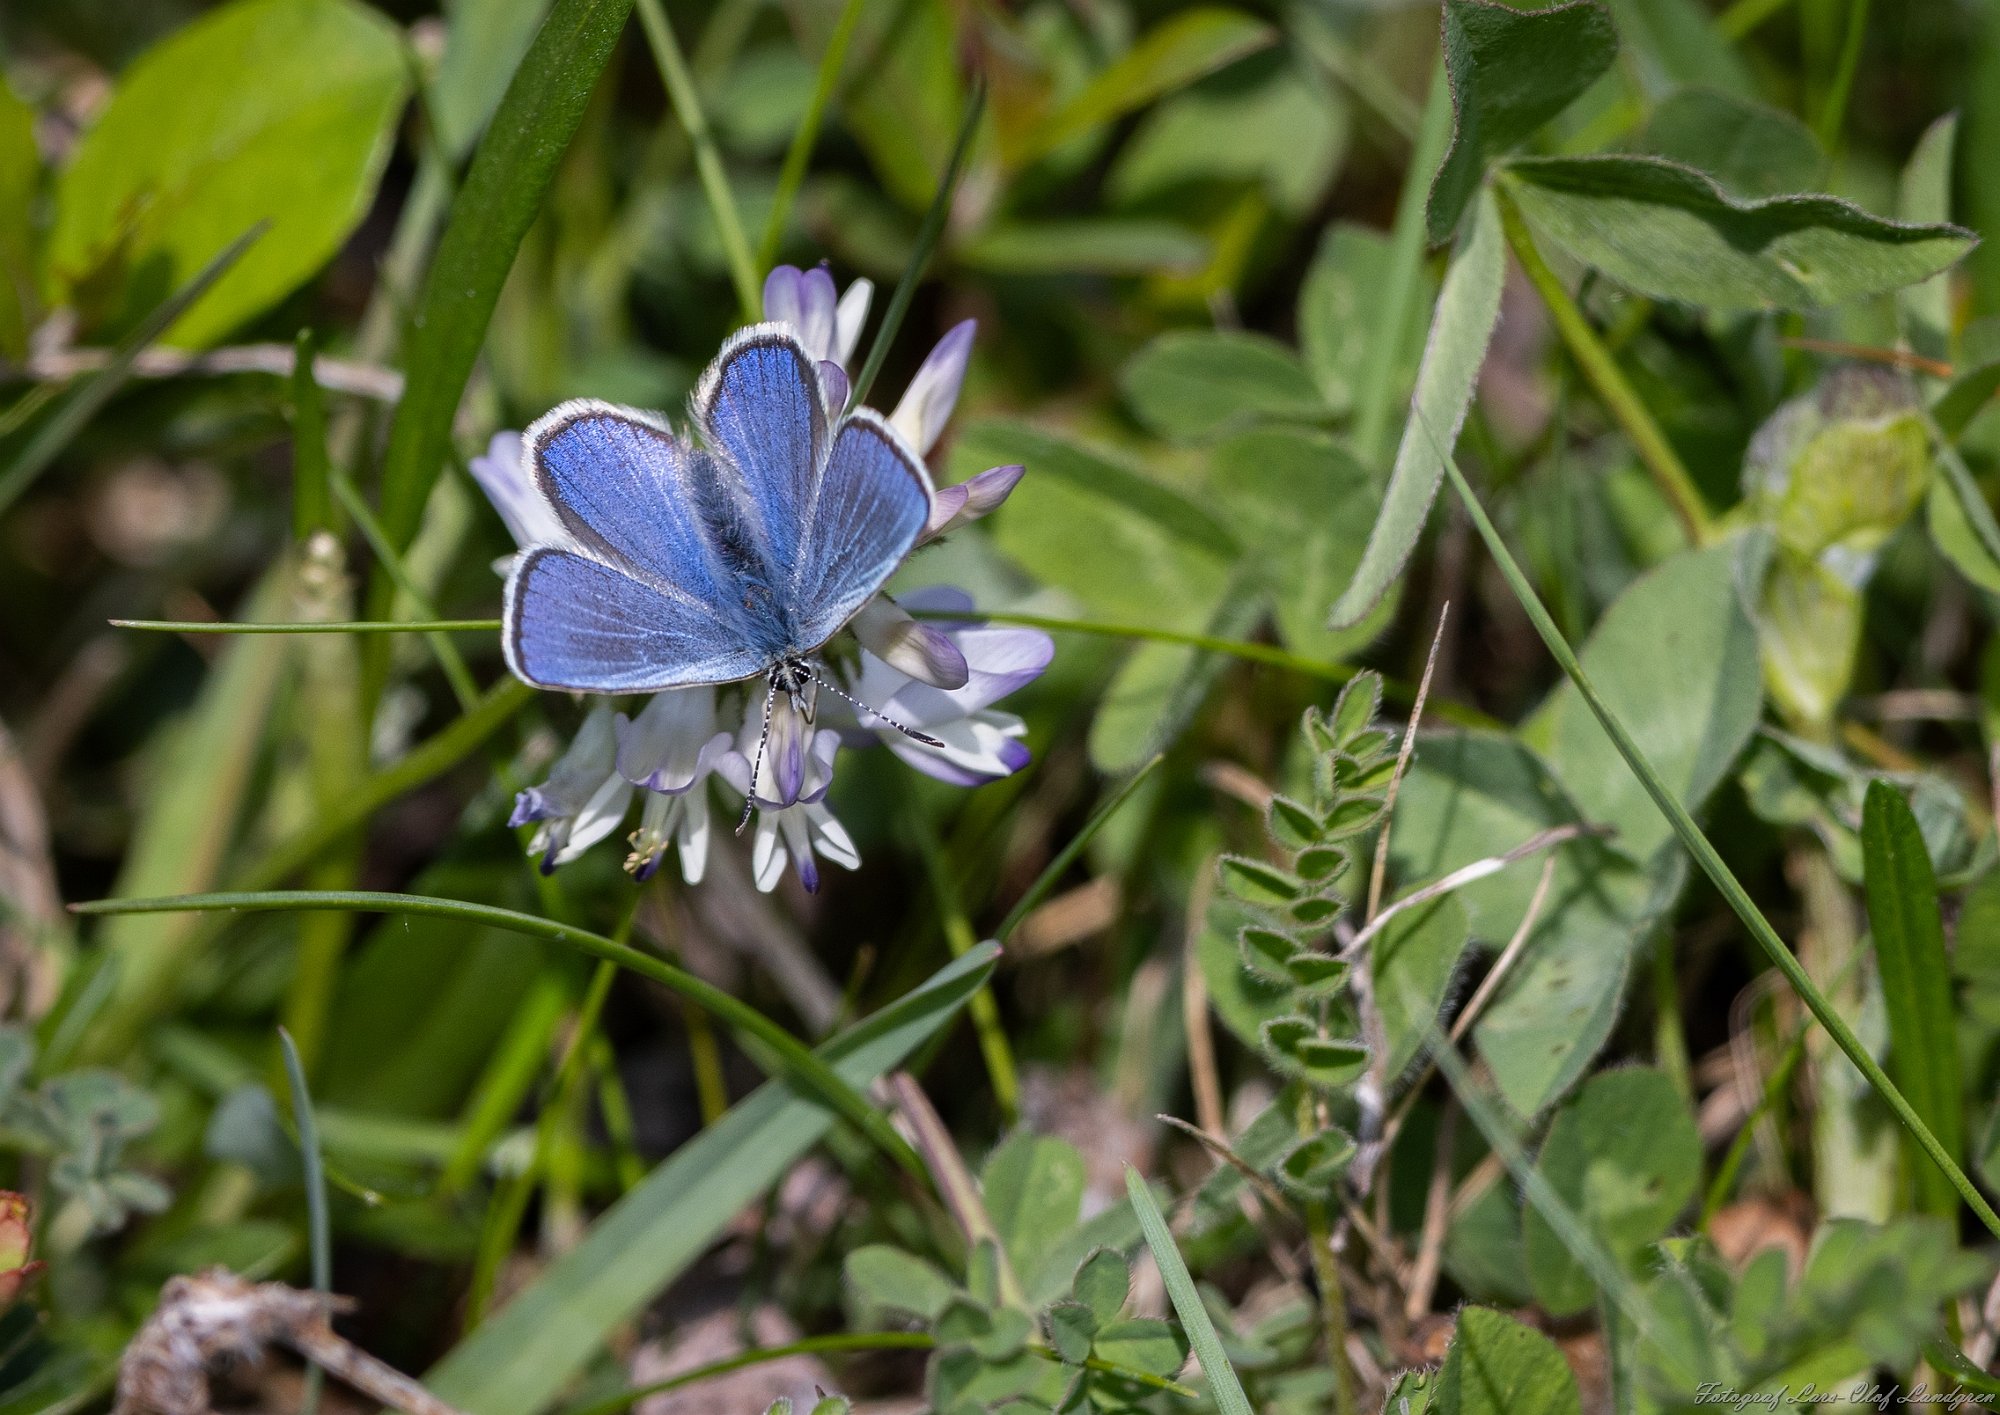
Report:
819,360,850,414
921,484,970,541
797,853,821,894
796,266,838,361
998,738,1033,771
509,788,553,828
852,597,969,689
762,266,806,329
959,463,1024,516
889,320,976,455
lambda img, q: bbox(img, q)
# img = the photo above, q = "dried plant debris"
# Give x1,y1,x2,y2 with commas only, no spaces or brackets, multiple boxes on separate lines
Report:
114,1269,467,1415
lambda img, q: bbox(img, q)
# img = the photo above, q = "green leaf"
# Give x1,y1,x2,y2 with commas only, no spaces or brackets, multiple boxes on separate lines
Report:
1018,9,1274,165
1108,62,1346,218
374,0,634,556
0,80,38,359
1898,113,1957,354
845,1245,957,1324
958,219,1210,277
1861,780,1964,1220
1121,333,1328,443
1331,186,1505,628
424,945,996,1415
1124,1169,1251,1415
1426,0,1619,245
1072,1249,1130,1325
1386,731,1657,1115
1537,543,1762,866
1933,359,2000,441
48,0,406,348
1372,895,1471,1078
1239,925,1301,982
1381,1369,1437,1415
966,419,1239,570
1219,856,1303,909
1206,428,1381,660
1297,223,1435,417
1271,1128,1356,1202
1502,155,1978,311
1045,1302,1097,1365
982,1135,1087,1289
1928,475,2000,593
1259,1017,1368,1089
1433,1307,1582,1415
1639,88,1824,201
1521,1066,1700,1316
1603,0,1753,98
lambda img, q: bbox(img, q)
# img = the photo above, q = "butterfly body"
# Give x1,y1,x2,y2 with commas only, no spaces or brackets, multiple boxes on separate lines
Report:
502,326,935,694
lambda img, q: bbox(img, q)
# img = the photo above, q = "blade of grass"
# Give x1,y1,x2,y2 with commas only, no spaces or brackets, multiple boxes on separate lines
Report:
633,0,760,320
1861,778,1964,1220
277,1027,332,1415
848,78,986,411
1124,1167,1254,1415
0,225,263,517
113,619,503,634
423,942,996,1415
995,753,1163,944
72,889,926,1186
756,0,866,270
1426,416,2000,1242
370,0,632,593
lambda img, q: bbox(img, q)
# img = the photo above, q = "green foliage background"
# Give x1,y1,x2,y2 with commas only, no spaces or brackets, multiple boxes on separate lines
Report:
4,0,2000,1411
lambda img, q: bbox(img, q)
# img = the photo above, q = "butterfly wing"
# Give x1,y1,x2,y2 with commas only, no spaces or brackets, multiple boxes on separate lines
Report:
504,547,772,692
787,409,933,651
696,328,932,655
505,401,786,691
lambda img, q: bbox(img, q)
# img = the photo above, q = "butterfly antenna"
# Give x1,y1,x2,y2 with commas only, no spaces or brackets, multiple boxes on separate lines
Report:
810,669,945,749
736,673,780,836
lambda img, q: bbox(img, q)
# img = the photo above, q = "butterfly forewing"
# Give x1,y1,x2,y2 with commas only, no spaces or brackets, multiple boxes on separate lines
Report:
504,547,771,692
695,325,830,582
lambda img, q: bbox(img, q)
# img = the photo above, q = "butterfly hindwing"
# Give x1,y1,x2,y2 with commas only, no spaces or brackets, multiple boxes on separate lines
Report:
504,546,772,693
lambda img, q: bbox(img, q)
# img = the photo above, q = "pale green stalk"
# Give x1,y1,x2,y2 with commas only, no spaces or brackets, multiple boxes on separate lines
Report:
1430,428,2000,1242
758,0,866,269
633,0,761,320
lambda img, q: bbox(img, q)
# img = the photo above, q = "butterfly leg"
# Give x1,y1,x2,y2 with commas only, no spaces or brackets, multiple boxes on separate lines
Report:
736,669,783,836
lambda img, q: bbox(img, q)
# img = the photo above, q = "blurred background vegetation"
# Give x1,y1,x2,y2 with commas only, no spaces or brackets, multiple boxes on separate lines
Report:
5,0,2000,1411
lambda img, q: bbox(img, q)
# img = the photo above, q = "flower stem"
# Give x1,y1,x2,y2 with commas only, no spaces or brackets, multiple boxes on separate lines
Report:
633,0,761,322
1494,183,1714,546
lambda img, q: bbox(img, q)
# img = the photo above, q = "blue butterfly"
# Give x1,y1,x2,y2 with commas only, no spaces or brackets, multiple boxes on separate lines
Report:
502,326,945,814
